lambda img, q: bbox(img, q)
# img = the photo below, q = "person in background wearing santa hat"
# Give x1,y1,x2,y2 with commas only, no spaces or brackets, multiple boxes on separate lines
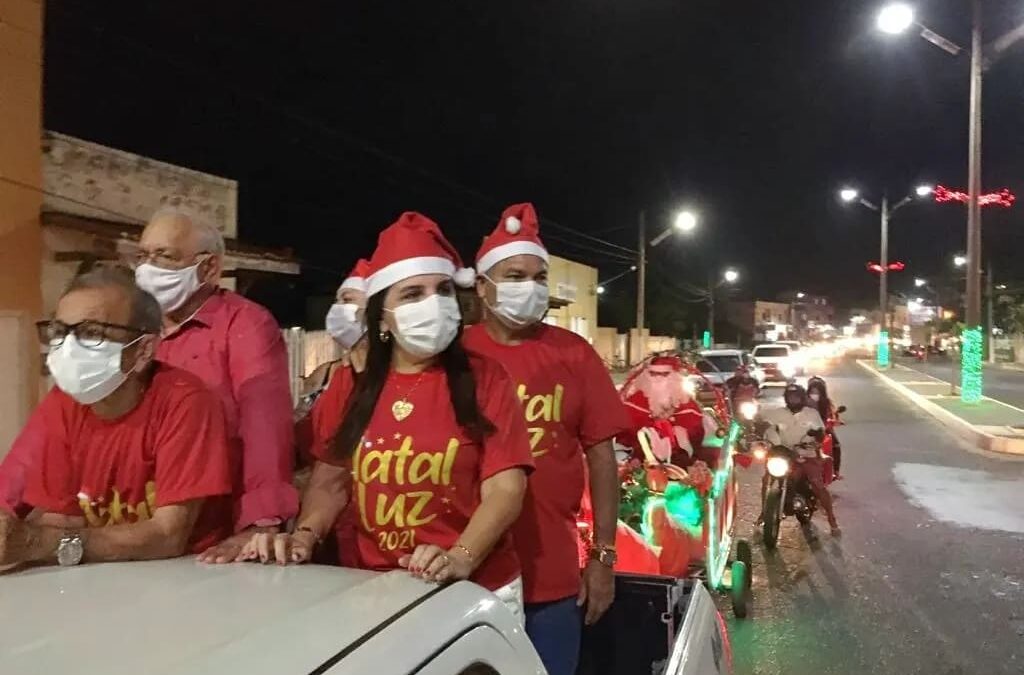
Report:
463,203,629,675
296,258,371,421
619,355,707,467
232,212,535,618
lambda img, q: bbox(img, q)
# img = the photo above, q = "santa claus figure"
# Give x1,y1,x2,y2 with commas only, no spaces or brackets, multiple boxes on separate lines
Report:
618,355,708,467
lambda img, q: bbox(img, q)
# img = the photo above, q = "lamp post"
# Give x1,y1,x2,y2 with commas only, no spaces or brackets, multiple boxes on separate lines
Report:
839,184,932,366
635,209,697,363
707,267,740,347
874,2,1024,400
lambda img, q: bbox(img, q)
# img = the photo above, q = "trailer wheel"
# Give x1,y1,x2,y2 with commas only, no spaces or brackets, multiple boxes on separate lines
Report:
730,561,749,619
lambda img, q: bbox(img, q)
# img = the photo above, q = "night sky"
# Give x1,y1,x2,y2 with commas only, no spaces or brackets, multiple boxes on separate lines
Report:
43,1,1024,331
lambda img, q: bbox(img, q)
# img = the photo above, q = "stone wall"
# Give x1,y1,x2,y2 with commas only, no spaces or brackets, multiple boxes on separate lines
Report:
42,131,238,236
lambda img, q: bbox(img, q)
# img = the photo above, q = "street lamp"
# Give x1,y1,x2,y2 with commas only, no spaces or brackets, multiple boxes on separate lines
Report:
877,3,914,35
914,277,927,288
874,3,1024,400
706,267,740,347
636,209,698,363
838,183,932,366
954,254,967,267
796,291,806,299
596,285,606,295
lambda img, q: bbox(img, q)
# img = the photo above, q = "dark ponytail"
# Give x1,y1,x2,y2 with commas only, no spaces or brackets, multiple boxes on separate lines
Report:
330,289,494,461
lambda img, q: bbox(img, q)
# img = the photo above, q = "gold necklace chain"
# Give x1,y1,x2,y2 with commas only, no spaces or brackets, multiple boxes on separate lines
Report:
391,371,427,422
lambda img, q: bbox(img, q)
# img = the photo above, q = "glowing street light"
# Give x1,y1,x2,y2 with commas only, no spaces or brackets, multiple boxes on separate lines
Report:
840,188,859,202
723,268,740,284
914,277,927,287
796,291,806,299
674,210,698,234
915,184,934,197
877,3,915,35
954,254,968,267
596,285,606,295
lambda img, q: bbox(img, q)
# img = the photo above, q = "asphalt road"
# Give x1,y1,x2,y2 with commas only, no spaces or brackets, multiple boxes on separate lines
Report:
721,359,1024,675
892,355,1024,410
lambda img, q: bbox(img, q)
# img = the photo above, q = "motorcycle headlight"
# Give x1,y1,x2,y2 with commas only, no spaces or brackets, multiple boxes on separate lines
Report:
751,442,769,461
766,456,790,477
739,401,759,420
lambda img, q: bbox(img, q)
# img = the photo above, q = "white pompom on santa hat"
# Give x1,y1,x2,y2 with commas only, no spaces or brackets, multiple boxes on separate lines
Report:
365,212,476,297
475,202,549,274
338,258,371,293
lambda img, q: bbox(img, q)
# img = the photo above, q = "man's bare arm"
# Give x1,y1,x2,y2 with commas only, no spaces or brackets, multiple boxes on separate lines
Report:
24,501,203,563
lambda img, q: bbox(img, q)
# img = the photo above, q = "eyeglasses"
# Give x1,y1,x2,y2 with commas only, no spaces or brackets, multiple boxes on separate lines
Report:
36,320,150,349
132,249,211,269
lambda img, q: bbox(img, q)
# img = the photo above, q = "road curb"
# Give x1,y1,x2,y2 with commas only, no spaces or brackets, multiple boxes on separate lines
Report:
856,360,1024,456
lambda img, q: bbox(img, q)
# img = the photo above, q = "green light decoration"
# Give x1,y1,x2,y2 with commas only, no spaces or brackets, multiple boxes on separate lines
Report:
702,330,712,349
663,482,704,529
876,330,890,368
960,326,983,403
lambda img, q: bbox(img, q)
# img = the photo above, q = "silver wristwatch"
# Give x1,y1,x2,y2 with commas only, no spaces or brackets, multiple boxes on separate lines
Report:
57,533,84,567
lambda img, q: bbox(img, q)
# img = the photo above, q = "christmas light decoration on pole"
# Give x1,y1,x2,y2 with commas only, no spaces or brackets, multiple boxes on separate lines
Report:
961,327,984,403
934,185,1016,208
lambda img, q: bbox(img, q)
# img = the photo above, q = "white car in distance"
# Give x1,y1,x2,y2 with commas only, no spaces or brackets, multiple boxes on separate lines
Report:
698,349,765,387
750,343,797,383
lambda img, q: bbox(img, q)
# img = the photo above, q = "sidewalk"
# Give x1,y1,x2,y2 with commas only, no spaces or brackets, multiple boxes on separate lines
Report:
858,360,1024,455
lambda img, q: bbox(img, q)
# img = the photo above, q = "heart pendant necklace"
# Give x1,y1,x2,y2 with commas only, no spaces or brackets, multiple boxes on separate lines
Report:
391,372,427,422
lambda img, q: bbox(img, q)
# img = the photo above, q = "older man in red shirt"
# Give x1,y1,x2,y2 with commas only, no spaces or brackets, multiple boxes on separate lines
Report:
0,267,233,567
133,207,298,562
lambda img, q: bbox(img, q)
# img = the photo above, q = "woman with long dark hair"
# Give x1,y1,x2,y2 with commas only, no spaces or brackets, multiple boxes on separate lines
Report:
807,376,843,479
235,213,534,615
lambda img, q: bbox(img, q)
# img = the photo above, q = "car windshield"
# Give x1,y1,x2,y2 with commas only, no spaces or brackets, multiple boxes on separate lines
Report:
700,355,742,372
754,346,789,357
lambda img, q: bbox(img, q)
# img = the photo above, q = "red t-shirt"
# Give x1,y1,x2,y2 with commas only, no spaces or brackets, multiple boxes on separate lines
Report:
463,324,630,603
311,356,534,591
22,364,235,554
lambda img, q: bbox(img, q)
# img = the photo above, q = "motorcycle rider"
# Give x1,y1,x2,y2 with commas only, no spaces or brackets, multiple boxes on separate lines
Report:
807,376,843,480
726,366,759,404
759,383,841,536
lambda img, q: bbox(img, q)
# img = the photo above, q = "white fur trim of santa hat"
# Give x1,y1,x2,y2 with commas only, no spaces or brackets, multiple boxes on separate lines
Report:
477,240,549,275
366,256,456,297
339,275,366,293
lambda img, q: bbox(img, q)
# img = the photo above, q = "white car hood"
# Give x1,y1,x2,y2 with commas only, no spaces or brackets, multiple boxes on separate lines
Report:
0,558,435,675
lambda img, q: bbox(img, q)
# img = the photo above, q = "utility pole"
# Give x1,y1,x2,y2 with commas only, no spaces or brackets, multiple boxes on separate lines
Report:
635,210,646,365
707,269,715,347
879,195,890,337
965,0,983,329
986,265,995,363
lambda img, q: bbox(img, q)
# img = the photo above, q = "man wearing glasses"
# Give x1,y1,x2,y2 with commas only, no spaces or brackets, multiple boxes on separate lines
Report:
0,268,233,566
132,207,298,564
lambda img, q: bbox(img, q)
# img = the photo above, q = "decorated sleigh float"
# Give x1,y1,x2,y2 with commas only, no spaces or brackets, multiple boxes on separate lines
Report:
579,350,753,619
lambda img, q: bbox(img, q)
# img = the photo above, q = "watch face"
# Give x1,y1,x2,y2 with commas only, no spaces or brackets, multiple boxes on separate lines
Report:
57,536,83,566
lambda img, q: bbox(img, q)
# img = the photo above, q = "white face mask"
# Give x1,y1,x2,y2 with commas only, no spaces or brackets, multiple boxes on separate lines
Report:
484,276,549,326
135,262,204,312
47,334,144,405
325,303,365,349
386,294,461,358
809,392,821,403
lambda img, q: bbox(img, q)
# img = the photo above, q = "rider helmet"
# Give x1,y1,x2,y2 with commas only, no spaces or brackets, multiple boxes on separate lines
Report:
783,383,807,413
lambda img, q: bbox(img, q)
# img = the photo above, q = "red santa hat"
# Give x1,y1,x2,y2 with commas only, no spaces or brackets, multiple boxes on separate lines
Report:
475,202,549,274
365,212,475,297
339,258,371,293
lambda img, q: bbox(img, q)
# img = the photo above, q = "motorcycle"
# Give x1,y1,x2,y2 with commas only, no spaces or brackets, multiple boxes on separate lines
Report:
760,428,826,549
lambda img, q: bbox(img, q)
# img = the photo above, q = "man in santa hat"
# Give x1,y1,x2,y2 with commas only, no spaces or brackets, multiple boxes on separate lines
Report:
619,355,707,467
463,203,629,675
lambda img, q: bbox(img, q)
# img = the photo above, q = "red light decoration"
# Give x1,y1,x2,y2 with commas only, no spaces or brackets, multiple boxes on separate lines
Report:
866,261,905,274
934,185,1015,208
